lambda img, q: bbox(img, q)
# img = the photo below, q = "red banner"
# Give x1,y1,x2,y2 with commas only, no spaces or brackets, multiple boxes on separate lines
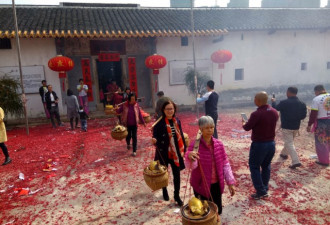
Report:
98,53,120,62
128,57,138,96
81,59,94,101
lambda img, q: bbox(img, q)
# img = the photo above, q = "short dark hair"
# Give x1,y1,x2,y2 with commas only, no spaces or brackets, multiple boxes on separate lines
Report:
128,92,136,102
157,91,164,97
79,79,83,82
314,85,325,92
41,80,46,83
67,89,73,96
79,106,83,110
287,86,298,95
161,100,177,118
207,80,215,89
125,87,131,91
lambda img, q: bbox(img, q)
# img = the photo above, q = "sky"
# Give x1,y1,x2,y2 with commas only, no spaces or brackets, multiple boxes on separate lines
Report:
1,0,328,7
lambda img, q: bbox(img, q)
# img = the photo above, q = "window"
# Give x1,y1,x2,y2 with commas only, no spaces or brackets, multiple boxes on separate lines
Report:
181,37,188,46
301,63,307,70
327,62,330,70
235,69,244,80
0,38,11,49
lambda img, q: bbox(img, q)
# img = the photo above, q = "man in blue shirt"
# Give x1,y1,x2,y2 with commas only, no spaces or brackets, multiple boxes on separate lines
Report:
197,80,219,138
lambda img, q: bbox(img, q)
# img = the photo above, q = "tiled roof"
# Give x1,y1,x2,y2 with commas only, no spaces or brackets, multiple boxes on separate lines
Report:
0,6,329,38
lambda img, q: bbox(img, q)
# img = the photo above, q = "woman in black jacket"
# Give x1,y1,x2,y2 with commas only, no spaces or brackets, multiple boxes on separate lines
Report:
151,100,186,206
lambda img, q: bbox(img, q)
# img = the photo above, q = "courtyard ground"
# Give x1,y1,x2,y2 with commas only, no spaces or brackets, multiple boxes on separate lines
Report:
0,109,329,225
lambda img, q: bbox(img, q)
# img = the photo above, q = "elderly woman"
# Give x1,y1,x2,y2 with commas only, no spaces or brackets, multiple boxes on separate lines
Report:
152,100,186,206
65,89,79,130
0,106,12,165
185,116,235,215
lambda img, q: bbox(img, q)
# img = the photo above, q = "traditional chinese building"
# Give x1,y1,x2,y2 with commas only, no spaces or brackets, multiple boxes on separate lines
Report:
0,3,329,117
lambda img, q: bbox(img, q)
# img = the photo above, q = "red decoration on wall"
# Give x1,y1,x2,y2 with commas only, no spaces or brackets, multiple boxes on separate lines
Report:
145,54,167,74
81,59,94,101
48,55,74,78
98,53,120,62
128,57,138,96
211,50,232,69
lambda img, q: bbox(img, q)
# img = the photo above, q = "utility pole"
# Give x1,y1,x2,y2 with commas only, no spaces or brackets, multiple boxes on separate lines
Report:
12,0,29,135
190,0,199,118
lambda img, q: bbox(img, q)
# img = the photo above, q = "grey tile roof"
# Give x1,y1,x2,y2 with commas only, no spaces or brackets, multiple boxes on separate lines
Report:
0,6,329,38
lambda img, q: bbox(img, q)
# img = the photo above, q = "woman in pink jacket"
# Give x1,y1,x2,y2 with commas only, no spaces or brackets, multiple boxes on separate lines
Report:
185,116,235,215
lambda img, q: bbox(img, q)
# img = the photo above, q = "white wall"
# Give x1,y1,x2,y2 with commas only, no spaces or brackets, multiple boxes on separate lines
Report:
156,30,330,105
0,38,61,118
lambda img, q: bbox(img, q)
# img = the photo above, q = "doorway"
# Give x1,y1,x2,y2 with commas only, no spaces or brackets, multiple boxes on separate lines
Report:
96,60,122,103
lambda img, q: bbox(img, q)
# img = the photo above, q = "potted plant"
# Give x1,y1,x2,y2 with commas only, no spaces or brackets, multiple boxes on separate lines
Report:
0,76,23,119
184,67,211,96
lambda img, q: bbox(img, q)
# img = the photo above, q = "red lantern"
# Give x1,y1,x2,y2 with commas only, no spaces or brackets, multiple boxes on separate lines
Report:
211,50,232,69
145,54,167,74
48,55,74,78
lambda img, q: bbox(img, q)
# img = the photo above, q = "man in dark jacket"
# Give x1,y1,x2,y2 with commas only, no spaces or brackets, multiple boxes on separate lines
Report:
45,85,63,128
197,80,219,138
155,91,171,119
272,87,307,169
39,80,50,118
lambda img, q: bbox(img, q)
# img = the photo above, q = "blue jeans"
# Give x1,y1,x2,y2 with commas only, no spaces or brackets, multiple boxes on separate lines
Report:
249,141,275,195
81,119,87,131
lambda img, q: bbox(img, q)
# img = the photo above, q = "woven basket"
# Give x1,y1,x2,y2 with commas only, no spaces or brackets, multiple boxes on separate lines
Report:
181,201,219,225
111,129,128,140
143,166,168,191
144,116,151,123
105,108,116,115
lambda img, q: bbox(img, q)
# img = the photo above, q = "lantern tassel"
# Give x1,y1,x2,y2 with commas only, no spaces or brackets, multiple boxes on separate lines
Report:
220,72,223,85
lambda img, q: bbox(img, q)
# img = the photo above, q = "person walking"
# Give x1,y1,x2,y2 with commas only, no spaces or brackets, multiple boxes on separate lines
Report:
39,80,50,119
45,85,64,128
185,116,235,215
77,79,89,114
0,106,12,165
152,100,186,206
197,80,219,138
65,89,79,130
243,92,279,200
116,93,145,156
155,91,171,119
271,87,307,169
307,85,330,166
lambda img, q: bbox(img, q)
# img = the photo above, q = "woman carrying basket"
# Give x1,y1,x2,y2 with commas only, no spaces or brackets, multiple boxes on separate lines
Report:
151,100,186,206
185,116,236,215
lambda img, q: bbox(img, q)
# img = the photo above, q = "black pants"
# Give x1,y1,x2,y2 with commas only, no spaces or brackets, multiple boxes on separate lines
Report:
70,117,79,129
207,112,218,139
49,106,61,127
126,125,137,152
194,182,222,215
163,159,181,197
0,142,9,158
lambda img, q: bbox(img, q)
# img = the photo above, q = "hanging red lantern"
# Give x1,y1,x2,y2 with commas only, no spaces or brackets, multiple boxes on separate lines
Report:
48,55,74,78
211,50,232,69
145,54,167,74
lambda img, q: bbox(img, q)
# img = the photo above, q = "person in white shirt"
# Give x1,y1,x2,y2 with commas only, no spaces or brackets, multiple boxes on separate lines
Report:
307,85,330,166
77,79,89,114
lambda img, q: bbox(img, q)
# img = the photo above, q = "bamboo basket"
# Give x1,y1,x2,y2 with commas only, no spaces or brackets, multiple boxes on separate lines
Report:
111,129,128,140
143,166,168,191
181,201,219,225
105,107,116,115
144,115,151,123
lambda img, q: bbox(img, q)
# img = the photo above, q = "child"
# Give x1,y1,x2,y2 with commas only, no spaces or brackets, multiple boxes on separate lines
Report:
78,106,89,132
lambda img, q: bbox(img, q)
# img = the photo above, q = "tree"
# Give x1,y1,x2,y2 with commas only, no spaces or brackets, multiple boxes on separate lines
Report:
0,76,23,118
184,67,211,95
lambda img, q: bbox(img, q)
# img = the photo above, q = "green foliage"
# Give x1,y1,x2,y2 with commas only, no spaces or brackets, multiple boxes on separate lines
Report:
0,76,23,117
184,67,211,95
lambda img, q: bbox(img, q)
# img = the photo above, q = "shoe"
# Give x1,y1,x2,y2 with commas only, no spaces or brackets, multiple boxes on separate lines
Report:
289,163,302,169
316,161,329,167
75,125,80,128
59,123,64,127
162,188,169,201
280,154,288,160
127,145,131,150
2,157,12,166
251,193,268,200
52,125,56,129
174,195,183,206
132,152,136,157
